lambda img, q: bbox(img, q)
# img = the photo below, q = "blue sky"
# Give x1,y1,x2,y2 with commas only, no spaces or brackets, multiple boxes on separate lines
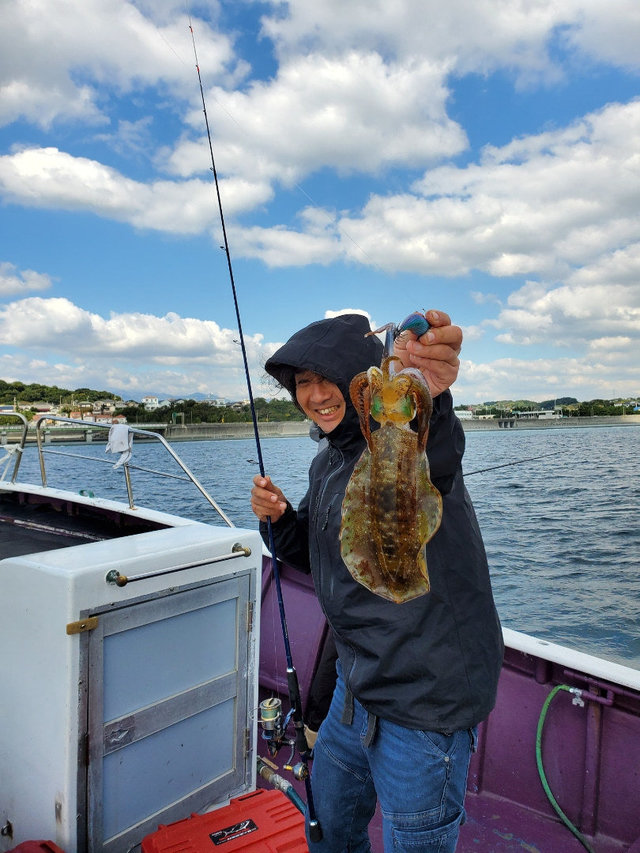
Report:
1,0,639,404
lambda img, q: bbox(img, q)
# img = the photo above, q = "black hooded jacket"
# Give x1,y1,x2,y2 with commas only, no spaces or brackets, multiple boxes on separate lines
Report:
262,313,503,731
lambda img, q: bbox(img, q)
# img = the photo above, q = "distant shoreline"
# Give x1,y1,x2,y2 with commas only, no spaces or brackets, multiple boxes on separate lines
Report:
165,414,640,438
3,414,639,446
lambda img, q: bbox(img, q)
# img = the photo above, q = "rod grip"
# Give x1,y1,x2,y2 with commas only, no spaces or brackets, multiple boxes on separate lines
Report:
287,666,311,755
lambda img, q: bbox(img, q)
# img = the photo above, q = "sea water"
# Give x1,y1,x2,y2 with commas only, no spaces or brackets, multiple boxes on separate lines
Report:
14,424,640,669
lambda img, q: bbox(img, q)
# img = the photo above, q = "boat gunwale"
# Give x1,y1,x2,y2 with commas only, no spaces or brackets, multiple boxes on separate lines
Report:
503,625,640,691
0,479,205,529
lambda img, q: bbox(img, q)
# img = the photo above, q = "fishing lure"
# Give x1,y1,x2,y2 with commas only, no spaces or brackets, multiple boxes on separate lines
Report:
394,310,432,338
367,310,432,358
340,313,442,603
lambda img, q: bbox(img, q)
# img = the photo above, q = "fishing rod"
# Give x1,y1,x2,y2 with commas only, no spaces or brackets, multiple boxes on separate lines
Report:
188,21,322,841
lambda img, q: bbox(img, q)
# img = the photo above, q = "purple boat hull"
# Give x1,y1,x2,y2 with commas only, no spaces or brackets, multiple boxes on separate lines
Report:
260,557,640,852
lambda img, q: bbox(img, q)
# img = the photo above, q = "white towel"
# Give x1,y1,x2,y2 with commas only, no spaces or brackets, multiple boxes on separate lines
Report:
106,424,132,468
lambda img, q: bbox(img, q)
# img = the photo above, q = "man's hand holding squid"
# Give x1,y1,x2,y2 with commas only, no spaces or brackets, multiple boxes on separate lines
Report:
393,309,462,398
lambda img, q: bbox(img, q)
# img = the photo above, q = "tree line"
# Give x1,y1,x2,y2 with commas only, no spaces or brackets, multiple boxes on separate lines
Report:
464,399,635,417
121,398,305,424
0,379,304,424
0,380,118,405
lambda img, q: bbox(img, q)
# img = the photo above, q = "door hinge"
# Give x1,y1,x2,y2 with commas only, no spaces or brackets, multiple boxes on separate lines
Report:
66,616,99,635
81,731,89,768
246,601,255,633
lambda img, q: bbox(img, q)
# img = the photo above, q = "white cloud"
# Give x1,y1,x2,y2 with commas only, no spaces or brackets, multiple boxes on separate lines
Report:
168,51,466,185
324,308,373,322
3,6,637,265
0,291,636,403
94,117,155,157
0,262,53,295
460,324,485,342
455,351,639,403
563,0,640,71
488,243,640,349
232,223,340,267
0,350,265,400
259,0,640,78
0,147,272,229
0,0,237,129
381,100,640,276
0,296,283,399
0,297,246,357
470,291,501,306
4,0,636,141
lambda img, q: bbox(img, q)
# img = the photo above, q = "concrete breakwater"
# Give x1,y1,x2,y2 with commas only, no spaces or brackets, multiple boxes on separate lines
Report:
0,420,312,445
163,421,311,441
461,414,640,430
2,414,639,446
161,415,640,438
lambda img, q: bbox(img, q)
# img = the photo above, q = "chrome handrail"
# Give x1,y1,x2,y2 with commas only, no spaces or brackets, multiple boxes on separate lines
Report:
105,543,251,586
5,414,234,527
0,412,29,482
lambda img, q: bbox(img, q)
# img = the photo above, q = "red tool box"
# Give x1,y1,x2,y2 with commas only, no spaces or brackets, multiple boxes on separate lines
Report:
141,788,308,852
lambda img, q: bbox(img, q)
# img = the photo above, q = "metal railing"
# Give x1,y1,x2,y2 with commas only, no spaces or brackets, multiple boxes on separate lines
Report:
0,412,29,482
1,413,233,526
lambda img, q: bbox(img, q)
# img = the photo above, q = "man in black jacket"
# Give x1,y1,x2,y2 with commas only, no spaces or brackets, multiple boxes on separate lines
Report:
251,310,503,853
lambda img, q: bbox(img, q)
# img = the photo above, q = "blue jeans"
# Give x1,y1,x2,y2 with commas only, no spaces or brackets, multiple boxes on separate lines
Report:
306,668,476,852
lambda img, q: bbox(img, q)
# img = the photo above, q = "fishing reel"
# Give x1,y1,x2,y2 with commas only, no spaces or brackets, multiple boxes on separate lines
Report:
258,697,310,780
259,697,290,756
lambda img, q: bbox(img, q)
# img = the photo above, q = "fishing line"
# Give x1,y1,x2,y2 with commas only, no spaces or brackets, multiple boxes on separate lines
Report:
464,450,565,477
188,19,321,840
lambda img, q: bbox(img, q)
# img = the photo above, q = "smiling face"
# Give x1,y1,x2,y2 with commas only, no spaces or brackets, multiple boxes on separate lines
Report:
295,370,346,433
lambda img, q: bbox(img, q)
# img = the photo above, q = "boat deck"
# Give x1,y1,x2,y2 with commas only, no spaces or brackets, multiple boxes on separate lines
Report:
460,795,628,852
0,487,168,559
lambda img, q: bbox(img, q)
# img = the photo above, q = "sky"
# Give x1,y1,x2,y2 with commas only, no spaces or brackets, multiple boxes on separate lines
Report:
1,0,639,405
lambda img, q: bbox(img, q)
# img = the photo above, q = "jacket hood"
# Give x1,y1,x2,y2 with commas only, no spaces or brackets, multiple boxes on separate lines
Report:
265,313,383,402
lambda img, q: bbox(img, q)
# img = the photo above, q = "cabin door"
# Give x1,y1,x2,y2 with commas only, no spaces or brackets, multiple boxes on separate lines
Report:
80,573,253,853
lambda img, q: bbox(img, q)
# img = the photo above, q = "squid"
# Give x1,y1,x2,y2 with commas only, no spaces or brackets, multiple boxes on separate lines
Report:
339,313,443,603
